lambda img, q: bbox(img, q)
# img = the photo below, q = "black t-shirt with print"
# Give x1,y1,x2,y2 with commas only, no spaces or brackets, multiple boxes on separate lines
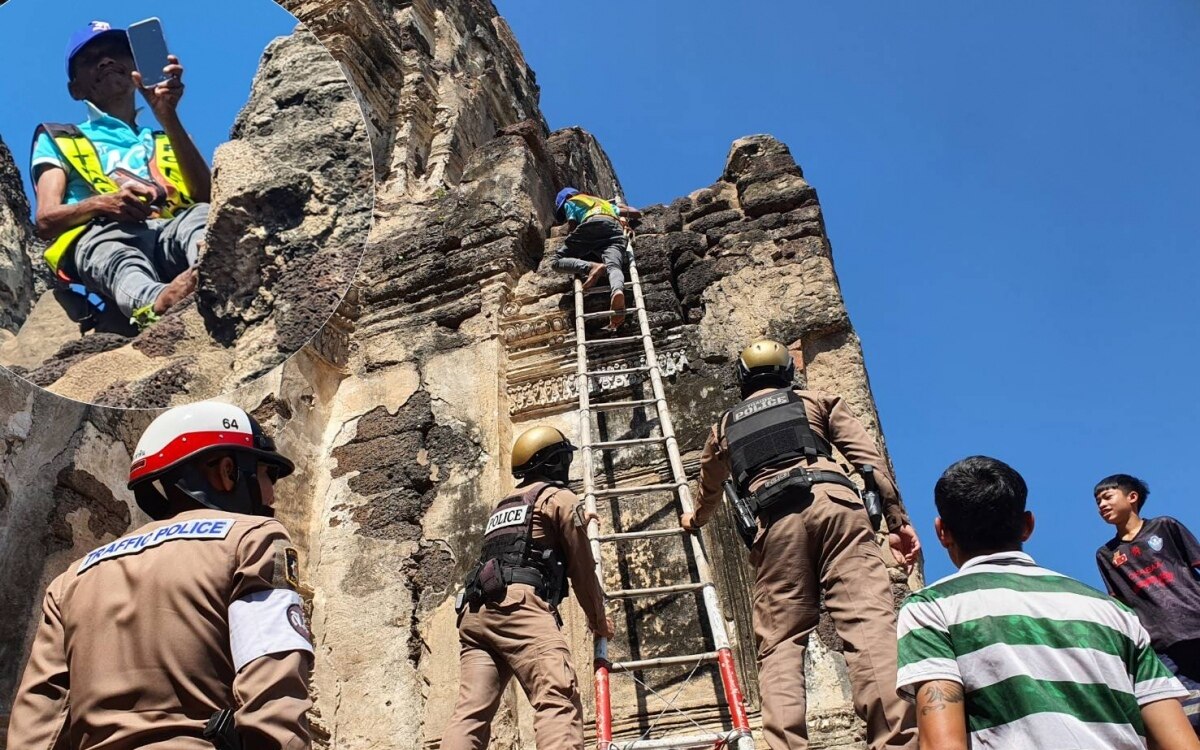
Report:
1096,516,1200,650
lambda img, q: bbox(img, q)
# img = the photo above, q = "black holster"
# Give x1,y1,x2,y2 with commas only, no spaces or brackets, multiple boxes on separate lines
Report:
203,709,242,750
723,479,758,549
859,464,884,532
539,549,569,609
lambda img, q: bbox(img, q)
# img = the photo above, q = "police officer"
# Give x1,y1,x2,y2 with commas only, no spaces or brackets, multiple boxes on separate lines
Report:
7,401,313,750
441,426,613,750
680,340,920,750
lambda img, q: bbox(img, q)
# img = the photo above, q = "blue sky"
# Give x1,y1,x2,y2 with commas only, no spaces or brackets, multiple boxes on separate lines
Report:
0,0,1194,590
0,0,298,202
496,0,1200,587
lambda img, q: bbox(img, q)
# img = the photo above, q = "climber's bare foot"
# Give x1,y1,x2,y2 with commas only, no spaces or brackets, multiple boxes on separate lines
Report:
153,267,198,315
607,289,626,329
582,262,606,291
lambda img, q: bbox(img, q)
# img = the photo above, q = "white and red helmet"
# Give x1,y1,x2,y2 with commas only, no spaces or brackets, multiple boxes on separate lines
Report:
128,401,295,519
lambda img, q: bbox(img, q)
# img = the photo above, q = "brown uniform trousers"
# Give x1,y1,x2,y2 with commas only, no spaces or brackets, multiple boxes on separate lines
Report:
441,485,606,750
694,389,917,750
7,508,313,750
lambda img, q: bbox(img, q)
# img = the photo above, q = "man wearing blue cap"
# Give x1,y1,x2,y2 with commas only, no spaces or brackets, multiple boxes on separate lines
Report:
551,187,640,329
30,20,211,329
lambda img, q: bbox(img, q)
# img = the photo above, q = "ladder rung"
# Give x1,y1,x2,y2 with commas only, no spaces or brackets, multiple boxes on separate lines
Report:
582,307,641,320
592,483,682,498
589,437,665,450
588,398,658,411
598,528,685,543
607,582,707,599
582,366,650,378
615,731,746,750
610,651,719,672
583,282,638,296
585,282,636,295
584,334,644,346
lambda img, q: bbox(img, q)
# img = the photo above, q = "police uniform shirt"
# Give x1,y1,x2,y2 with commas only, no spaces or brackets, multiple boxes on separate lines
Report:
693,388,910,531
7,509,314,750
530,485,607,631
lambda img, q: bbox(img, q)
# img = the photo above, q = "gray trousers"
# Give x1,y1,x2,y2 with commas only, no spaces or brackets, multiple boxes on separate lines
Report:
551,216,627,294
73,203,209,317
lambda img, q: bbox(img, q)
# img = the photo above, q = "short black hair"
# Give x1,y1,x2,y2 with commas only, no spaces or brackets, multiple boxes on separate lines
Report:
934,456,1028,556
1093,474,1150,511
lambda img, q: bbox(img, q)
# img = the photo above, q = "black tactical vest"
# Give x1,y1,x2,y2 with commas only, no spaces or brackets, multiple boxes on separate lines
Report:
465,482,567,606
721,388,832,493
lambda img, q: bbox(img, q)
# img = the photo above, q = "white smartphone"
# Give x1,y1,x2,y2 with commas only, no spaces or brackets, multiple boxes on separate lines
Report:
127,18,172,88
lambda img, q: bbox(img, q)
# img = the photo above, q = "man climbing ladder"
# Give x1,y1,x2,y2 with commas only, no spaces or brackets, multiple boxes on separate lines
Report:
552,187,641,330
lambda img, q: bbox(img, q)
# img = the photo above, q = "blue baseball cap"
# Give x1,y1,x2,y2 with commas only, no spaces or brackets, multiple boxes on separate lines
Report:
555,187,579,213
66,21,129,79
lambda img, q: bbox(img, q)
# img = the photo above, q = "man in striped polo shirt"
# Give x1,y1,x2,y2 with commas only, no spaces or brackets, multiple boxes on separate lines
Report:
896,456,1199,749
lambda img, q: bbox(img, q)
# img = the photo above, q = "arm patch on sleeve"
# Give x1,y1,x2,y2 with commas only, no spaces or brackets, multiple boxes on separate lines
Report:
228,588,314,672
269,540,303,591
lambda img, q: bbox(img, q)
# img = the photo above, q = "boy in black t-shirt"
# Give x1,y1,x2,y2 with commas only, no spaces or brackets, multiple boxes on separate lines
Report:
1095,473,1200,735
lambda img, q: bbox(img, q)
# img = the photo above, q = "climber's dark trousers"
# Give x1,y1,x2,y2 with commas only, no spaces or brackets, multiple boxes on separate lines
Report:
72,203,209,317
551,215,626,294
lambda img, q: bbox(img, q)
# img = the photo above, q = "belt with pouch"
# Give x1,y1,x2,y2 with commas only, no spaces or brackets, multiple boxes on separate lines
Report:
456,566,551,612
747,468,860,522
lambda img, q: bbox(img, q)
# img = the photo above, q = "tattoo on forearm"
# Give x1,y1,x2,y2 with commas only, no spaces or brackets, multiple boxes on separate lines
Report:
919,681,964,716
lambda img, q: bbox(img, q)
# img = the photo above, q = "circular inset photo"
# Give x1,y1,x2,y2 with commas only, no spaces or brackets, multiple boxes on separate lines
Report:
0,0,372,408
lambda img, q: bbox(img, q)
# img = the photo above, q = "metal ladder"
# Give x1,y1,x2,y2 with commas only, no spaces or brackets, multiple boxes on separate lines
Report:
573,227,754,750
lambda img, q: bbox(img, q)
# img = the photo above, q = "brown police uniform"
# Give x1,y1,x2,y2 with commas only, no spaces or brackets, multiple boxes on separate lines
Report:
441,483,606,750
7,508,313,750
693,388,917,750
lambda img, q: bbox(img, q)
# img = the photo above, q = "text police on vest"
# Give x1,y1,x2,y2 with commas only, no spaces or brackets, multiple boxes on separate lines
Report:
733,392,789,422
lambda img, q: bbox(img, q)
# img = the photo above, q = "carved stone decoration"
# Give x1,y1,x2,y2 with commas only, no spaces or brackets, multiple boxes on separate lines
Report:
310,286,363,369
508,349,689,416
499,310,570,351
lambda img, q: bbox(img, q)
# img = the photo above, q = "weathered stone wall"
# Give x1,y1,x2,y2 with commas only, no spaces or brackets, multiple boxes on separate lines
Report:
0,367,147,739
0,137,33,333
202,26,372,360
0,3,916,749
280,0,545,207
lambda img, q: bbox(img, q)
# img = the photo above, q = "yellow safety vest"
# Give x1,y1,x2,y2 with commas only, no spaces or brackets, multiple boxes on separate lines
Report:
34,123,194,279
567,193,620,223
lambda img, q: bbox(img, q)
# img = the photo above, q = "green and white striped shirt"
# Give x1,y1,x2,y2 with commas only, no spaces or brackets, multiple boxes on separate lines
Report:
896,551,1186,749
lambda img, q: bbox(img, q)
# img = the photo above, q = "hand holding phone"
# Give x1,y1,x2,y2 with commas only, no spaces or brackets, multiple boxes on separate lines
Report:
134,54,186,118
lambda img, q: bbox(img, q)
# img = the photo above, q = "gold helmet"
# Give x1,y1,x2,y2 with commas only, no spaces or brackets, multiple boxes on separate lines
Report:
511,425,577,480
735,339,795,388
